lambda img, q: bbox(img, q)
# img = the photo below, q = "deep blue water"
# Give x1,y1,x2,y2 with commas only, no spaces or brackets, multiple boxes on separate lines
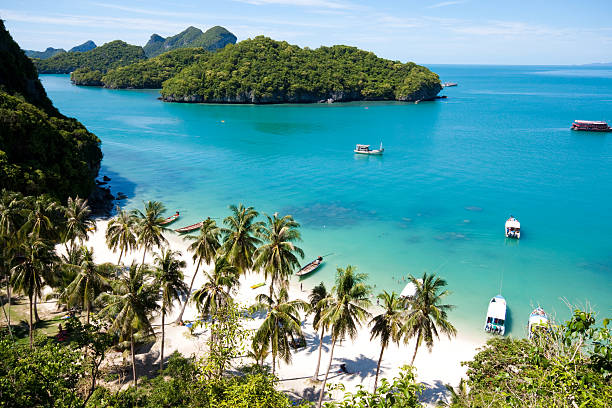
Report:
41,65,612,338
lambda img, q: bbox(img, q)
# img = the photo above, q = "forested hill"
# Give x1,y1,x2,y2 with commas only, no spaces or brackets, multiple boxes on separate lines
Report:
160,36,442,103
24,47,66,59
0,20,102,200
143,26,236,58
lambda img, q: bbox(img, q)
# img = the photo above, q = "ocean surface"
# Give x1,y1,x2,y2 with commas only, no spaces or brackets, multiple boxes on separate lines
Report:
41,65,612,339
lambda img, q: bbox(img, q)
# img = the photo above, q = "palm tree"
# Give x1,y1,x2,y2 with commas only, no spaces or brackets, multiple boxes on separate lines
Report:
106,206,137,265
0,190,24,330
220,204,262,274
63,197,94,253
317,265,371,408
252,287,309,376
401,272,457,365
133,201,169,266
253,213,304,296
154,249,188,374
97,263,159,387
11,238,58,347
20,195,60,241
370,290,405,391
60,246,112,324
176,218,220,324
191,256,239,321
309,282,328,380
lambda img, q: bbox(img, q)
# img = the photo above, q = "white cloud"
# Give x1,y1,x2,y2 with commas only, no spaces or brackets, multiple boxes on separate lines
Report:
426,1,466,9
232,0,351,9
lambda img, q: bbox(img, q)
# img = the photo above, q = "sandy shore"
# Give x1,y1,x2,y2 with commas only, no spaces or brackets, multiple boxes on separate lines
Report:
85,219,484,404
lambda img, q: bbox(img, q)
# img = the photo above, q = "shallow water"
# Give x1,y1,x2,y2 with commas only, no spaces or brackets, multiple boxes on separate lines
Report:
41,65,612,338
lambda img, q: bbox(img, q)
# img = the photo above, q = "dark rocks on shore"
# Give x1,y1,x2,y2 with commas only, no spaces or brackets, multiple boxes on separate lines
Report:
88,185,115,216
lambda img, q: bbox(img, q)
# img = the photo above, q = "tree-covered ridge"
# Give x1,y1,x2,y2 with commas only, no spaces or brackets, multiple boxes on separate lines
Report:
143,26,236,58
24,47,66,59
95,47,209,89
160,36,442,103
34,40,146,74
69,40,97,53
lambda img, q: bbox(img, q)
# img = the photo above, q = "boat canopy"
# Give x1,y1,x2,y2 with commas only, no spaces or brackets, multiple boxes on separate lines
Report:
505,219,520,229
400,282,417,298
487,295,506,319
356,144,370,148
574,120,607,125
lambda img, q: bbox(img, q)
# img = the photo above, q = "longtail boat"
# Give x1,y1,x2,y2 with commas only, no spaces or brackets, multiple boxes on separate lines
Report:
175,221,203,234
251,282,266,289
296,256,324,277
161,211,180,225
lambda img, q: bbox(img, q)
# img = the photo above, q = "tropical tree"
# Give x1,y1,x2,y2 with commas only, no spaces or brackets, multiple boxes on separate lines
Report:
176,217,220,324
133,201,170,266
97,263,159,387
253,213,304,296
154,249,188,374
62,196,95,253
220,204,262,274
0,190,24,330
401,272,457,365
191,256,239,321
19,195,60,241
317,265,371,408
60,246,113,324
370,290,405,391
105,206,137,265
251,287,309,376
309,281,328,380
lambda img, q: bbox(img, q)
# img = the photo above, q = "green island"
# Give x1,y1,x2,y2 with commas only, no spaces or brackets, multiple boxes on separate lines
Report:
143,26,236,58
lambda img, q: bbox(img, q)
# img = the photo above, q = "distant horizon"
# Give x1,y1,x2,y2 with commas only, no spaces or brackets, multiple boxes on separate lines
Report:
2,0,612,65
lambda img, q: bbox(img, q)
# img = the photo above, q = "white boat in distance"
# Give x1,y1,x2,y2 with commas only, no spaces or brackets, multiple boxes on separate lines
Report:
354,143,384,155
528,307,549,339
484,295,507,335
505,216,520,239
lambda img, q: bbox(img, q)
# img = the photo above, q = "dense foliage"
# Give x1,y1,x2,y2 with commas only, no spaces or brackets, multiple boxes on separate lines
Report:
34,40,146,74
143,26,236,58
160,36,441,103
101,47,209,89
69,40,97,53
24,47,66,59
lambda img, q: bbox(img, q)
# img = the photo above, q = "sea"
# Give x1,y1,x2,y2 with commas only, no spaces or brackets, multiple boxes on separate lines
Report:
41,65,612,339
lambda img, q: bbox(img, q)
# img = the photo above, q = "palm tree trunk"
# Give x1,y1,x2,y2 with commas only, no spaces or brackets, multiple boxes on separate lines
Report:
374,343,385,392
317,336,337,408
410,332,421,365
131,326,137,387
313,327,325,380
0,300,12,339
160,310,165,374
117,247,124,265
176,259,201,324
28,294,33,348
86,302,90,325
6,279,11,327
33,292,40,323
141,247,147,266
272,351,276,377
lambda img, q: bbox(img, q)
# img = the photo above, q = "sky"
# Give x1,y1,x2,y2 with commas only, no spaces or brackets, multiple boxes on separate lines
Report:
2,0,612,65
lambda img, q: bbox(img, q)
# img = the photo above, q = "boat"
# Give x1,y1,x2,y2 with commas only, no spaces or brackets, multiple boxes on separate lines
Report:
400,281,417,299
175,221,203,233
505,216,520,239
296,256,324,277
251,282,266,289
571,120,612,132
528,307,549,339
161,211,180,225
354,143,384,155
442,82,458,87
484,295,507,335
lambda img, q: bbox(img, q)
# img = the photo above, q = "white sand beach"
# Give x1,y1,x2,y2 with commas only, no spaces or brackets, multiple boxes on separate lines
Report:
86,219,485,404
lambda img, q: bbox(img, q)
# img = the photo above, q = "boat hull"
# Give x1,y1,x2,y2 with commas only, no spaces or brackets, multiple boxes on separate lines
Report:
354,150,384,155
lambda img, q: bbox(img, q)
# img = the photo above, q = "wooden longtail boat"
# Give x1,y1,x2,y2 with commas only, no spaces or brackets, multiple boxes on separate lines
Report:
175,221,203,233
161,211,180,225
251,282,266,289
296,256,324,277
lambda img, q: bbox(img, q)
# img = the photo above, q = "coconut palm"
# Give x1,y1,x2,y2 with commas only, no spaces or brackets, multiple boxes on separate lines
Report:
220,204,262,274
62,196,94,253
176,217,220,324
370,290,405,391
317,265,371,408
11,238,58,347
191,256,239,321
105,206,137,265
401,272,457,365
60,246,113,324
20,195,60,241
252,287,309,376
253,213,304,296
97,263,159,387
0,190,24,330
309,282,329,380
133,201,169,266
154,248,188,373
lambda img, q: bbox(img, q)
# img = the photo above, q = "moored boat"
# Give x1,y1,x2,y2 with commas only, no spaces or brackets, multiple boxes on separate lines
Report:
296,256,324,277
484,295,506,335
571,120,611,132
505,216,520,239
354,143,384,155
161,211,180,225
175,221,203,233
528,307,549,339
442,82,458,87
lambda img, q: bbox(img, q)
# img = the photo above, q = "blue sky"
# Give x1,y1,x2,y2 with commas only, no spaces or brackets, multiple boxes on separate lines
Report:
2,0,611,64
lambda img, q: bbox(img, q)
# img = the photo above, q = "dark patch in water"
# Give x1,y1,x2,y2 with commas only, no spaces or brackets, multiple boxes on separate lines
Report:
434,232,469,241
282,201,378,228
465,206,483,212
405,235,422,244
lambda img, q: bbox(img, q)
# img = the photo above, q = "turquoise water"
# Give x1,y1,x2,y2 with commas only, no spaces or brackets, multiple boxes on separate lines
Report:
41,66,612,338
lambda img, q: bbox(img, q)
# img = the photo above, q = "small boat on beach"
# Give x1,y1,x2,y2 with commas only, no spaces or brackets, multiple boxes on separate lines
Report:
161,211,180,225
296,256,324,277
484,295,507,335
505,216,520,239
354,143,384,155
175,221,203,233
528,307,549,339
571,120,611,132
251,282,266,289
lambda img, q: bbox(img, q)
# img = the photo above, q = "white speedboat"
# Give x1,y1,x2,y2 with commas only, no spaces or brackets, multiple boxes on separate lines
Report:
505,216,520,239
354,143,384,155
484,295,507,335
528,307,549,339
